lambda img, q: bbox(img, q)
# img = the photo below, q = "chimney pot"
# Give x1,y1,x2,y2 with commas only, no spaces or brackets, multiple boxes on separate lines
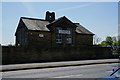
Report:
45,11,55,22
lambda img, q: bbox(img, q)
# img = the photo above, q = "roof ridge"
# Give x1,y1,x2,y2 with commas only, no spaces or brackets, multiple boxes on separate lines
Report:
21,17,46,21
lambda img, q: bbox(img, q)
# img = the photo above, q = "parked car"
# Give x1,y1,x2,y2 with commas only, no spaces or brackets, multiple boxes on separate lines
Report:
104,68,120,79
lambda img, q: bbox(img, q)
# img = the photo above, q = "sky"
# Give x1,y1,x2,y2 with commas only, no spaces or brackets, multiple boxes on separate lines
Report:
118,2,120,39
1,2,118,45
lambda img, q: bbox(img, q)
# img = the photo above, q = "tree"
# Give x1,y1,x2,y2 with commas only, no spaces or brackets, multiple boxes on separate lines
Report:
118,40,120,45
99,41,106,46
105,36,113,47
98,36,120,46
99,36,120,54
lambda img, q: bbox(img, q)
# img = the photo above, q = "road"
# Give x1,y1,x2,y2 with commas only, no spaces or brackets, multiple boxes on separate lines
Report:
2,63,119,78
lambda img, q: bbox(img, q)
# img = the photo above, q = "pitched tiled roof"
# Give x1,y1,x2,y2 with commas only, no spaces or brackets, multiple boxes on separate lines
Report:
21,17,50,31
75,23,94,35
20,17,93,34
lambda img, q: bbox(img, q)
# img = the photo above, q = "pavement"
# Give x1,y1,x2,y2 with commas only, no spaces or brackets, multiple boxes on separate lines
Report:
1,59,119,72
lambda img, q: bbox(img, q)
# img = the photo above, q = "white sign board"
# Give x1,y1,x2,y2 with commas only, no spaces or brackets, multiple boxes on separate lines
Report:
58,30,71,34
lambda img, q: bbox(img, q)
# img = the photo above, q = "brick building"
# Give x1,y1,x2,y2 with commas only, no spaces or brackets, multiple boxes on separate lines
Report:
15,11,94,47
3,11,113,64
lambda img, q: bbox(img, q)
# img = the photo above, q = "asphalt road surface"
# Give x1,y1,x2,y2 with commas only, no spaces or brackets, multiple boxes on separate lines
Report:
2,63,119,78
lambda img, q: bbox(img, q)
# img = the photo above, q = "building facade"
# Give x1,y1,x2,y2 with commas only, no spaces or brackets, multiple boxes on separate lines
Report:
15,11,94,47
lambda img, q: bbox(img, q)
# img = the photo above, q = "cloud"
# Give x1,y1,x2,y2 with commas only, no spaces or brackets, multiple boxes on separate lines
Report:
21,2,39,17
56,3,94,12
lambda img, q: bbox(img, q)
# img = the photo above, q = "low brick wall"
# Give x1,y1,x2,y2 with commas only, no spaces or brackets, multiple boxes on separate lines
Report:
2,45,114,64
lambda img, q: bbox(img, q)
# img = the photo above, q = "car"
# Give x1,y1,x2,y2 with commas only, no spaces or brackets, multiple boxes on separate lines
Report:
103,68,120,79
98,68,120,80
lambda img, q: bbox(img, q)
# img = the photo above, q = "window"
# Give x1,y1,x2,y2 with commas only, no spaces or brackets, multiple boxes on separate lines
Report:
39,34,44,38
66,28,72,44
66,34,72,44
56,27,62,44
66,38,72,44
55,27,72,44
56,39,62,43
56,33,62,43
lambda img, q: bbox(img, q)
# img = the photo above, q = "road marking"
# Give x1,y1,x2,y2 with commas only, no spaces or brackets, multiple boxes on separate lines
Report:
105,71,113,73
53,74,83,78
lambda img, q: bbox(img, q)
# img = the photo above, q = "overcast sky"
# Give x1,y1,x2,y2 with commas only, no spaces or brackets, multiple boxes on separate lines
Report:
1,2,118,45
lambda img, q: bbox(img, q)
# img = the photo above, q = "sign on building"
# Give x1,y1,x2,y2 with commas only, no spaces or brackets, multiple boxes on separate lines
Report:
58,30,71,34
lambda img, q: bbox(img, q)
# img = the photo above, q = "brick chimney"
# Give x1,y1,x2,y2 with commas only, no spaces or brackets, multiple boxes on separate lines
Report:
45,11,55,22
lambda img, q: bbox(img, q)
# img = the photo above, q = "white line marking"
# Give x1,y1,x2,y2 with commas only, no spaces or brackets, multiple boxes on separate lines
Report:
53,74,83,78
105,71,113,73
